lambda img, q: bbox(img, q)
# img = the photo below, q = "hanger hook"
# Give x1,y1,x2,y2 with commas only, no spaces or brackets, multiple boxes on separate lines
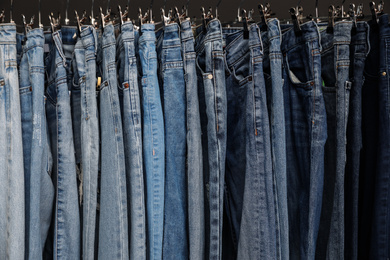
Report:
65,0,70,25
10,0,14,23
215,0,222,18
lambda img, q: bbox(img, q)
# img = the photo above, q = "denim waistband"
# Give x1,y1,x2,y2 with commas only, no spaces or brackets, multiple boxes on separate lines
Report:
79,26,98,52
139,23,156,42
195,19,223,53
61,26,77,45
180,20,193,41
319,21,352,52
119,22,136,42
0,24,17,44
102,24,116,48
24,28,45,51
161,23,181,48
351,22,370,55
281,20,321,53
379,14,390,38
224,23,263,68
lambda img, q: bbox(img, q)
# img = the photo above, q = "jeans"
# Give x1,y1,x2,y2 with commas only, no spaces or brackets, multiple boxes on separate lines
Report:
0,23,25,260
358,19,380,260
316,21,352,260
370,14,390,259
97,24,129,260
222,23,277,259
282,21,327,260
73,25,100,260
262,18,289,260
195,19,227,260
345,21,370,260
156,23,188,260
138,23,165,260
19,28,54,259
45,29,81,259
180,20,205,260
116,21,146,260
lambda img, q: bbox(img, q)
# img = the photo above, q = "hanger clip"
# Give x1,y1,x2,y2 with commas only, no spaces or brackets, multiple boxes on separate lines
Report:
242,9,249,39
290,7,302,36
327,5,335,33
349,3,357,34
356,3,364,20
0,9,5,23
49,12,61,33
201,6,207,33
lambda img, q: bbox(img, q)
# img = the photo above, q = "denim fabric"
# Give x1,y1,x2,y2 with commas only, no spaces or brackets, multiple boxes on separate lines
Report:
0,23,25,260
281,21,327,260
73,25,100,260
97,24,129,260
180,20,205,260
138,23,165,260
261,18,289,260
316,21,352,260
19,28,55,259
45,29,81,259
345,21,370,260
221,23,277,259
116,21,147,260
195,19,227,260
370,14,390,259
358,19,380,260
156,23,188,260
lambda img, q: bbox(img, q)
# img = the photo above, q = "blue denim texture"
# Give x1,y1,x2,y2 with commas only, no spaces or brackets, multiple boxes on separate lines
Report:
221,23,278,259
73,25,100,260
316,21,352,260
180,20,205,260
0,23,25,260
282,21,327,260
359,19,380,260
138,23,165,260
156,23,188,260
116,21,147,260
97,24,129,260
195,19,227,260
345,21,370,260
19,28,54,259
370,14,390,259
45,29,81,259
261,18,289,260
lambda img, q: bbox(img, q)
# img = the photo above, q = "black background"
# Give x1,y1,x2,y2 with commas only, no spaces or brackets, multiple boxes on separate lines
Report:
0,0,382,29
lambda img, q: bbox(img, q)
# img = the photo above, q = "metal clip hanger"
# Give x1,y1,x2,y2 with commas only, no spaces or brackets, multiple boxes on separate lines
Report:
290,6,302,36
241,8,249,39
75,10,87,37
327,5,335,33
21,14,34,45
349,3,357,34
0,10,5,23
258,3,274,31
49,12,61,32
65,0,70,25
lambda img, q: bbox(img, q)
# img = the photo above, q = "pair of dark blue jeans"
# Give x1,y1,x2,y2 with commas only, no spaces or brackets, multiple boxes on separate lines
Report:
316,21,352,260
282,21,327,260
345,21,370,260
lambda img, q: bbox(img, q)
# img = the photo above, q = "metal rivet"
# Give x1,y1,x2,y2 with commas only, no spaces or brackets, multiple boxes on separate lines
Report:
29,86,32,91
124,83,129,89
0,80,4,86
105,81,108,86
382,71,387,76
207,74,213,79
310,81,314,86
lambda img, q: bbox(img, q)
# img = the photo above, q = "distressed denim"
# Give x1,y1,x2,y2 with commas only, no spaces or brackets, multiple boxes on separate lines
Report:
73,26,100,260
282,21,327,260
180,20,205,260
345,22,370,260
195,19,227,260
370,14,390,259
261,18,289,260
19,28,54,259
138,23,165,260
45,29,81,259
156,23,188,260
116,21,146,260
0,23,25,260
316,21,352,260
359,19,380,260
97,24,129,260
